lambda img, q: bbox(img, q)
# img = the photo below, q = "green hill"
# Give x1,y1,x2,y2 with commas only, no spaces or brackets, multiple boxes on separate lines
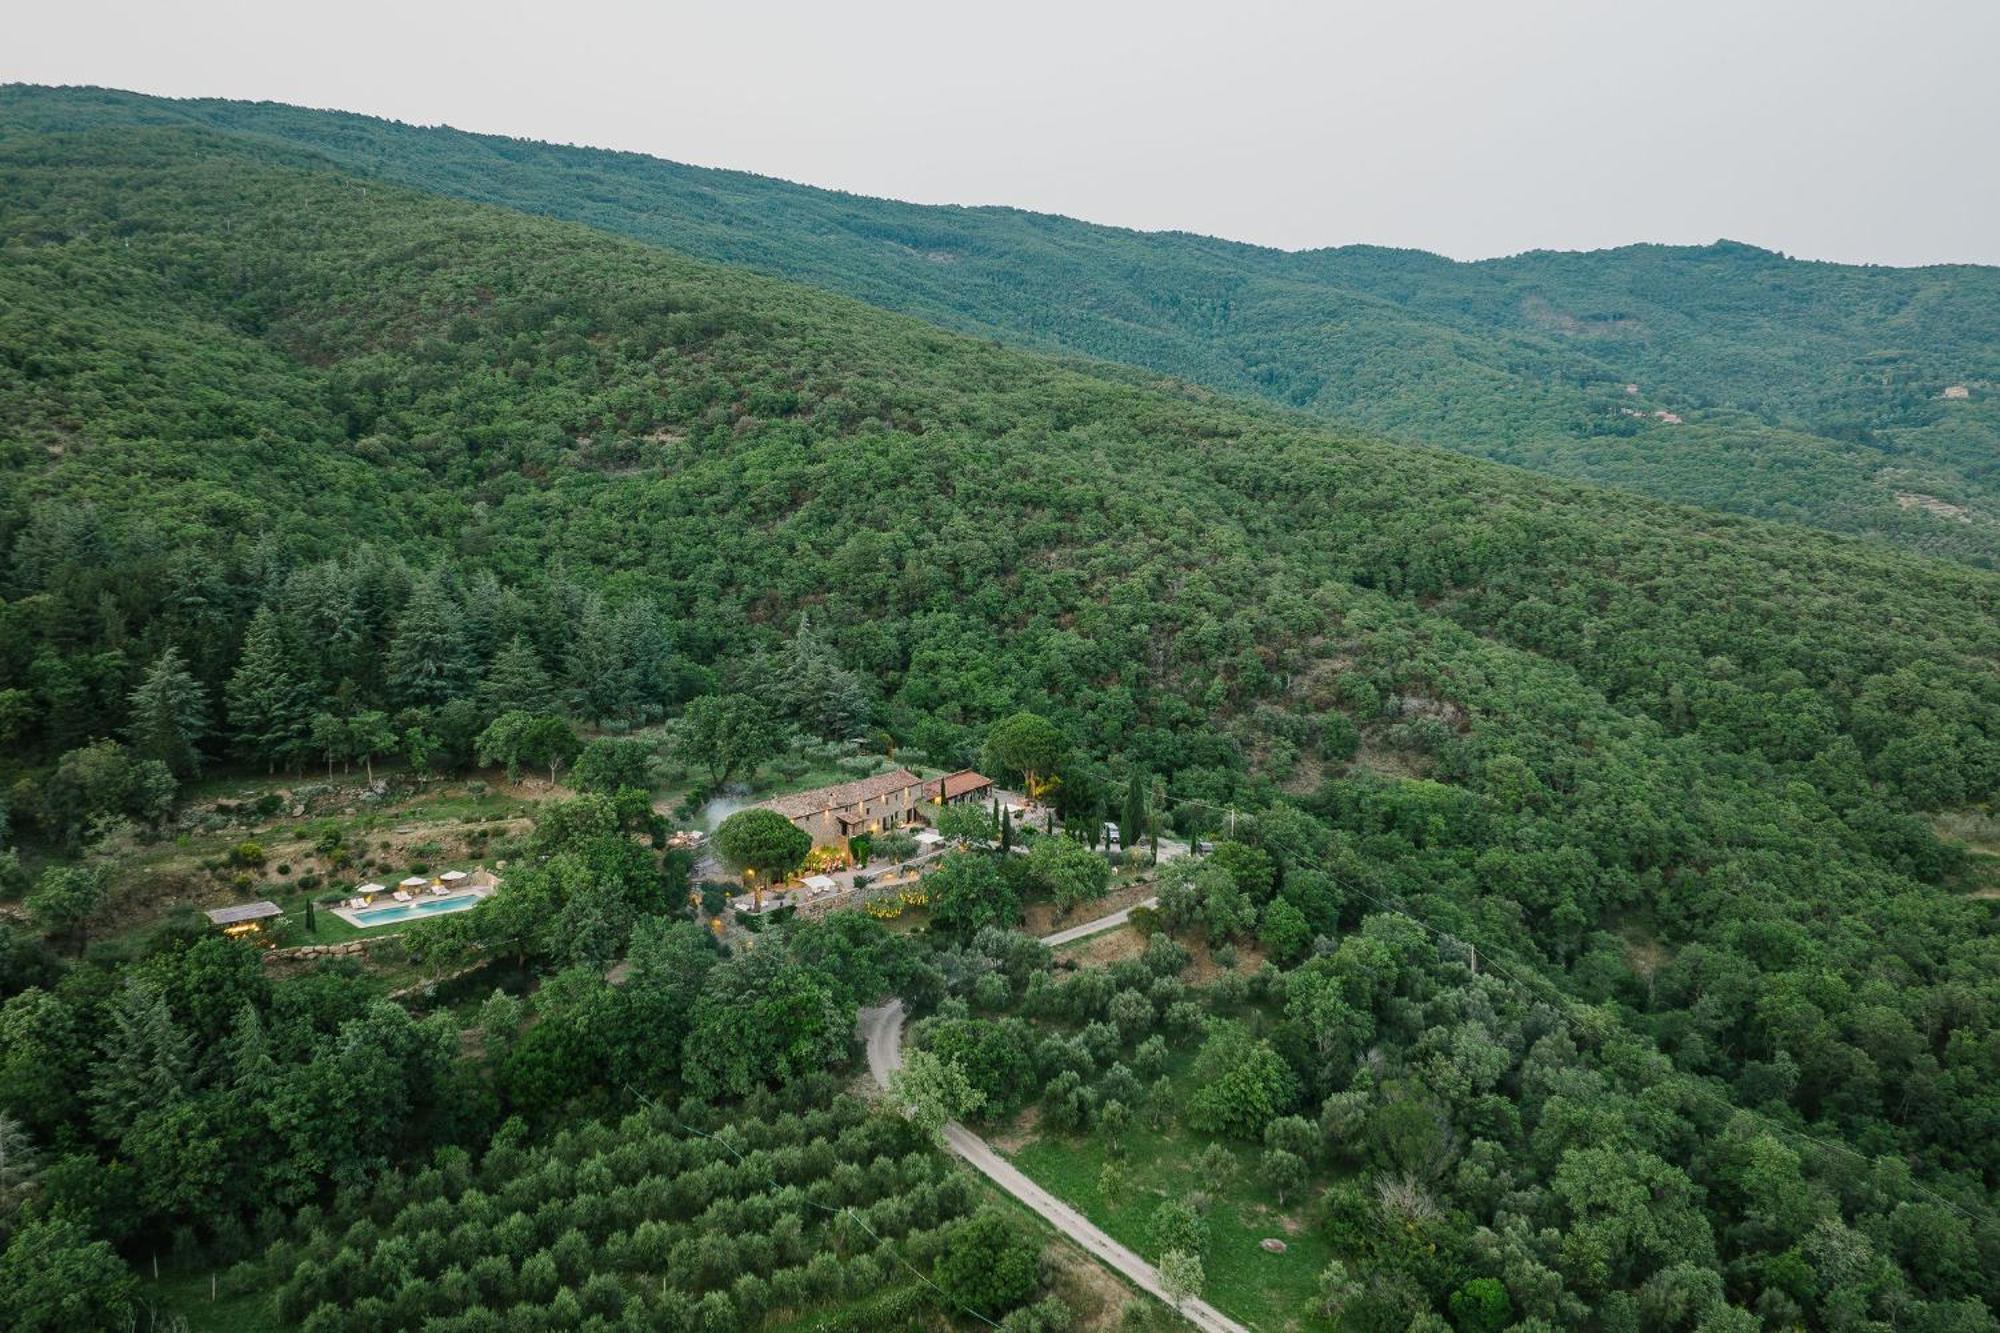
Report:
6,83,1998,566
3,122,2000,1329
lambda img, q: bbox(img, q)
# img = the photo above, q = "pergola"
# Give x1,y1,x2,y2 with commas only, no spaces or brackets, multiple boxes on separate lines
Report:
204,900,283,938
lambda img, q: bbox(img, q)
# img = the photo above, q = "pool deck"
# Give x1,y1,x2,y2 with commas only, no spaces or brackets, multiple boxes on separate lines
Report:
330,885,493,929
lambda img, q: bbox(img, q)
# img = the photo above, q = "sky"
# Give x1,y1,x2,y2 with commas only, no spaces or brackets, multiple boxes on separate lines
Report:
7,0,1998,267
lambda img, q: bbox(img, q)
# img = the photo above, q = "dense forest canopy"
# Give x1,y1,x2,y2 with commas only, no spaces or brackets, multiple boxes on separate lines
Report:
3,83,1996,567
1,114,1999,1330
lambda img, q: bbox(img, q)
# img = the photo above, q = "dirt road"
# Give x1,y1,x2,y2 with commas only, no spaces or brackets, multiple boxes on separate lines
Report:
858,897,1246,1333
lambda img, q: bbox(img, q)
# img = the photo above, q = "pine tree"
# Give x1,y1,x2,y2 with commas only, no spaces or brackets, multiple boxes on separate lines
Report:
283,559,365,691
127,645,209,777
773,614,869,740
460,568,527,663
615,597,675,722
224,1003,277,1103
564,596,638,726
0,1112,37,1211
479,635,554,719
226,606,315,772
90,979,191,1143
387,571,473,710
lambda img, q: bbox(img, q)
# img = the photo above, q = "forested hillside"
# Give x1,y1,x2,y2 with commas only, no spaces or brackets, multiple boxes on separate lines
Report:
3,123,2000,1328
5,83,1997,566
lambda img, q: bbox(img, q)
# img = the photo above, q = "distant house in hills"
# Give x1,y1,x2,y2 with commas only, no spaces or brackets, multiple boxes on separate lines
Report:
1943,384,1971,400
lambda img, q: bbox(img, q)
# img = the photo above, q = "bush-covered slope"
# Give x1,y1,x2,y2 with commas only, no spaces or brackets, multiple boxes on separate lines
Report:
6,83,1998,565
3,125,2000,1322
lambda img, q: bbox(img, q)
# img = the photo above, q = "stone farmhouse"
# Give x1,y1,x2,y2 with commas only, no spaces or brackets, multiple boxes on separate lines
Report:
757,768,929,850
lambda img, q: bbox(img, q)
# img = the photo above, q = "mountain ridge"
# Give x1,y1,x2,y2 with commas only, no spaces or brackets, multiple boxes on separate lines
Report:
6,83,1999,567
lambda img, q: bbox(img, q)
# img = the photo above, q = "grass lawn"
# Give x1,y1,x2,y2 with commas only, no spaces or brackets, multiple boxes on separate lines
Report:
1001,1047,1340,1332
1009,1124,1336,1331
88,769,534,955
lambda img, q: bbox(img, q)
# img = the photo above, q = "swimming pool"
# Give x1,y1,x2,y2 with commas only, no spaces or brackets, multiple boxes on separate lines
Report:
347,892,486,927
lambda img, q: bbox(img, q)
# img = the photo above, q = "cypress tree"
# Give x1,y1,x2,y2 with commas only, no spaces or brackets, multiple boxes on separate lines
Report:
1122,768,1148,856
1151,774,1166,859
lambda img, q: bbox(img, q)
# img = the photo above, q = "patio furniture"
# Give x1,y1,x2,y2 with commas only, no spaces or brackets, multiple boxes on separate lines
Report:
393,890,412,902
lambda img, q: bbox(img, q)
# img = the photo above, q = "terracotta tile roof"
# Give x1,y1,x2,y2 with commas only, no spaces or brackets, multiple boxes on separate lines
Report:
937,769,993,799
758,768,922,820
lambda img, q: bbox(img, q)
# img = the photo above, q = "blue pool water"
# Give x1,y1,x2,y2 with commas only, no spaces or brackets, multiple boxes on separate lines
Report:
351,893,485,927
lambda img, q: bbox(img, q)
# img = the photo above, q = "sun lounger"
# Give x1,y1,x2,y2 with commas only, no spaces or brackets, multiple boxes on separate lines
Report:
393,890,412,902
429,885,450,896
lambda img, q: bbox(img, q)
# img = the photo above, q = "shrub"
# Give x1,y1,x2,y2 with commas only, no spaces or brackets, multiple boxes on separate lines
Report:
1108,989,1154,1041
1141,931,1187,977
973,971,1011,1011
934,1210,1040,1315
1149,1197,1208,1260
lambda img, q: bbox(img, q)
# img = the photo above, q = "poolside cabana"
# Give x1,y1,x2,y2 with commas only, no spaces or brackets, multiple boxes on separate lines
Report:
204,900,282,939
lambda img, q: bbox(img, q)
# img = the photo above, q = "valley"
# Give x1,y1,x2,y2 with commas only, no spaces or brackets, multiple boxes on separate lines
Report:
0,88,1997,1333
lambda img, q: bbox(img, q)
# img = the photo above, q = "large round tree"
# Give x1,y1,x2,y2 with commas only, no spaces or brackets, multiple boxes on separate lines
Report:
982,711,1067,799
714,807,812,882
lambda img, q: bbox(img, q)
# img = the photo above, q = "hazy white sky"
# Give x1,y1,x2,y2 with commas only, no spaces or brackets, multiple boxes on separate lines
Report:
7,0,1998,265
